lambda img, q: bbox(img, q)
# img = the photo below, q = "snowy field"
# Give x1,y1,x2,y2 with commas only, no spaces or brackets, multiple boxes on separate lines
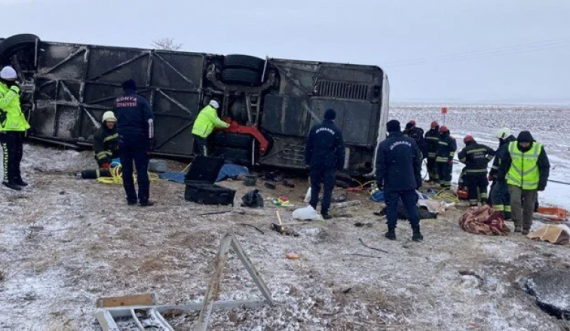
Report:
0,104,569,331
391,104,570,210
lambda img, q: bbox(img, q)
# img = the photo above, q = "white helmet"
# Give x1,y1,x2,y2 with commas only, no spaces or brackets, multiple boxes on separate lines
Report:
102,111,117,123
209,100,220,109
496,128,511,140
0,66,17,80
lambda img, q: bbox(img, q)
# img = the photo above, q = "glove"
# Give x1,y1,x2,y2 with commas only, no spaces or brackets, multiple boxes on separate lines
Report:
101,163,110,169
538,184,546,191
229,121,238,130
488,174,494,181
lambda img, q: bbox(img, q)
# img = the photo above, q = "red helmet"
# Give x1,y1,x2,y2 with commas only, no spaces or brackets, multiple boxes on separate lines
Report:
431,121,439,129
463,135,474,143
439,125,449,133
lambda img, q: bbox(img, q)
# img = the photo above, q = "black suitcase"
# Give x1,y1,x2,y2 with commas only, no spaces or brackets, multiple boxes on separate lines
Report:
184,156,236,206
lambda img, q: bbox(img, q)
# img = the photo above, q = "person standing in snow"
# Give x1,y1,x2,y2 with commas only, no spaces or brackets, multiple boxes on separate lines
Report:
113,79,155,207
424,121,440,183
489,127,516,219
0,66,30,191
497,131,550,234
404,120,428,160
305,108,345,220
435,126,457,189
191,100,230,156
376,120,423,241
458,135,495,206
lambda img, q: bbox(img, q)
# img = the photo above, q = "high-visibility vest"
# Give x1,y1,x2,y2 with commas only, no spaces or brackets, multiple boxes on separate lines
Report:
506,141,542,190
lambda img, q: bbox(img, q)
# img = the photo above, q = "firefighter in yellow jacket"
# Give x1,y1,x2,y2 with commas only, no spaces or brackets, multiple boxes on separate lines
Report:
191,100,230,156
0,66,30,191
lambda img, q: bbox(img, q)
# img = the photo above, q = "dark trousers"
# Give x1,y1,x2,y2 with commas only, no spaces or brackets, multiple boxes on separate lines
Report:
0,131,24,183
464,173,488,206
309,165,335,215
509,185,537,231
385,189,420,227
437,162,452,188
427,157,438,182
119,134,150,203
491,181,511,219
193,135,209,156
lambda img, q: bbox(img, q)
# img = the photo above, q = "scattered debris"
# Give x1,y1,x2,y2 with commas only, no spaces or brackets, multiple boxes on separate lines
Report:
28,225,44,231
292,205,321,221
96,293,156,308
264,181,276,190
354,222,373,228
458,270,483,280
332,193,348,203
0,270,4,282
237,223,265,234
527,225,570,244
241,189,264,208
243,175,257,186
282,180,295,188
358,238,389,253
524,269,570,320
342,287,352,294
286,253,299,260
346,253,382,260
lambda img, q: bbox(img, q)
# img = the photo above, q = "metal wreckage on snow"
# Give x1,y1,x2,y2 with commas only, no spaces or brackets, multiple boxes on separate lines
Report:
0,33,389,175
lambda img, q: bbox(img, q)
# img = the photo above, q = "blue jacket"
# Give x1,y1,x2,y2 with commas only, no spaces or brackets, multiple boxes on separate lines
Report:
376,132,422,191
113,90,154,137
305,119,345,169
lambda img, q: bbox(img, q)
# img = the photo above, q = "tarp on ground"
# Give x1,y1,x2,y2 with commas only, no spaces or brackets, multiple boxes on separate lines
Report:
159,164,249,183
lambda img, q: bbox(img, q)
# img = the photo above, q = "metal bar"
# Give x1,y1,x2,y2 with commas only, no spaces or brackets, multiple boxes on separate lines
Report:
149,308,175,331
195,233,234,331
59,81,79,103
157,89,192,114
244,94,253,124
230,237,273,304
95,309,120,331
52,81,59,137
39,46,87,75
153,122,192,150
154,52,196,88
104,300,267,319
130,308,145,331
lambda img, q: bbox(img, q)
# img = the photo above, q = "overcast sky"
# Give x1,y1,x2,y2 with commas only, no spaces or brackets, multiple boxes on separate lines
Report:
3,0,569,104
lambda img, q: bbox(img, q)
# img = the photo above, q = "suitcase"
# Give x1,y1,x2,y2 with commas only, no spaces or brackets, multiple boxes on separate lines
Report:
184,156,236,206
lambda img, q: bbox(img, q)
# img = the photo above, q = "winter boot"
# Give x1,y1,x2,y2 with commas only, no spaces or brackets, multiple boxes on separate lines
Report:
14,178,28,187
521,228,530,235
385,226,396,240
2,181,21,191
139,200,155,207
412,225,424,242
514,225,522,233
322,213,332,220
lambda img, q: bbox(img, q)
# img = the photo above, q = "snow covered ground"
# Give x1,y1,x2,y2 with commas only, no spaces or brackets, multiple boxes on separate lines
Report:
391,104,570,210
0,104,569,331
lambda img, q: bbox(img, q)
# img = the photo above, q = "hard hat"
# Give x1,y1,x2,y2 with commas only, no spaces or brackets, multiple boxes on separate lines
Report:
0,66,17,80
102,111,117,123
496,127,511,140
408,120,416,126
209,100,220,109
439,125,449,133
463,135,474,144
431,121,439,129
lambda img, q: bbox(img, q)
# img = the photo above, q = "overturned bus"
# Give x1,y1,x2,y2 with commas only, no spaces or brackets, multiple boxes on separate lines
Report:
0,34,389,175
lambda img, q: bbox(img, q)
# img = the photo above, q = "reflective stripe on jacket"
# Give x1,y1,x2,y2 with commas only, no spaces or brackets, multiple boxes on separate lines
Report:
191,105,229,138
506,141,542,190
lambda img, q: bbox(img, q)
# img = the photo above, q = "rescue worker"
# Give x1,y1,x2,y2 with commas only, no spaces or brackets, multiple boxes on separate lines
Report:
424,121,440,183
489,128,516,219
497,131,550,234
191,100,230,156
305,108,345,220
0,66,30,191
93,111,119,169
458,135,495,206
376,120,423,241
403,120,427,159
435,126,456,189
113,79,155,206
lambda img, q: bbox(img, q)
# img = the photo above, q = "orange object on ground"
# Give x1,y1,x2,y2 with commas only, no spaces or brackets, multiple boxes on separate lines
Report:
286,253,299,260
537,207,568,221
457,188,468,199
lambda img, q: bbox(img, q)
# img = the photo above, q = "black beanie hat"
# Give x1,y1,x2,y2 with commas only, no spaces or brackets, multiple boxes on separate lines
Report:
122,79,137,91
324,109,336,120
517,131,534,143
386,119,401,132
